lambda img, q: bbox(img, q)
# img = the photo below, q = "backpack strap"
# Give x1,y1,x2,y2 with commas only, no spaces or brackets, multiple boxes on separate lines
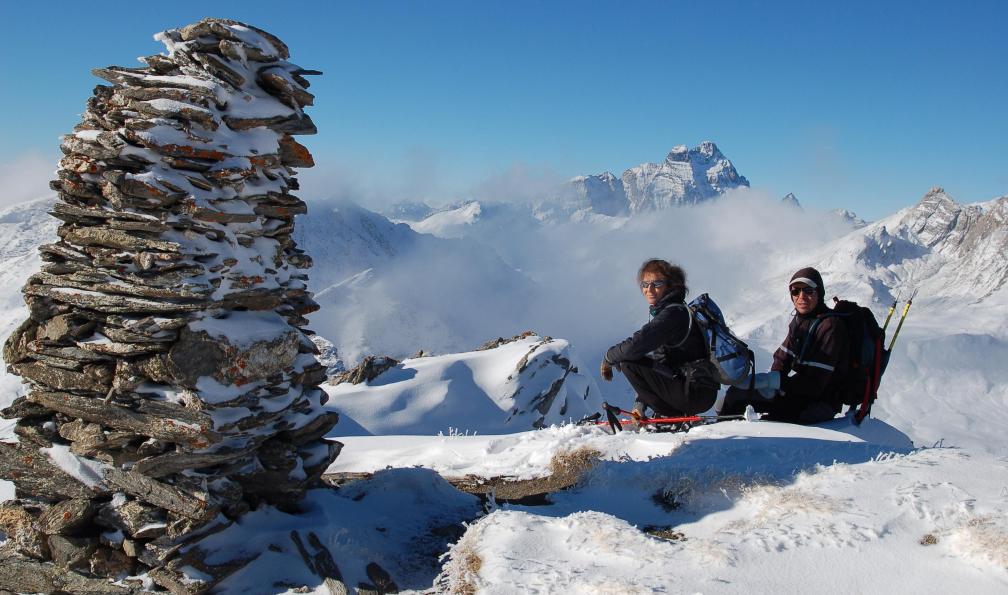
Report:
795,315,826,365
853,334,883,425
667,303,693,350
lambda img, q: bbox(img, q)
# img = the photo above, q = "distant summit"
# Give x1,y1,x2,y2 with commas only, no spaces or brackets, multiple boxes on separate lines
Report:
623,141,750,211
385,201,437,222
553,141,749,216
830,208,867,229
782,192,802,208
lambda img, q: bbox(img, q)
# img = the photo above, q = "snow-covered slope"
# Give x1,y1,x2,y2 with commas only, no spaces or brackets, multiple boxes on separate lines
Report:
0,196,58,438
323,334,603,435
319,421,1006,594
407,199,542,243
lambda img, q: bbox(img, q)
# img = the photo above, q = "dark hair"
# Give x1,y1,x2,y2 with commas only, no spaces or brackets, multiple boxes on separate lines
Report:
637,259,688,295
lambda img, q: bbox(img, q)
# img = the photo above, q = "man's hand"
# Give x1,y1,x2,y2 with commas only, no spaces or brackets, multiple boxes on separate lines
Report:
600,359,613,381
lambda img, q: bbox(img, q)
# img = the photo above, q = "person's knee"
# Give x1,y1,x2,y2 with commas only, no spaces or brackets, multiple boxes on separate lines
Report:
688,387,717,415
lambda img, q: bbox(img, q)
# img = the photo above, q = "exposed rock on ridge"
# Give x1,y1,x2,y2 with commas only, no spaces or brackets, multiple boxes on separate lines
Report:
1,18,341,593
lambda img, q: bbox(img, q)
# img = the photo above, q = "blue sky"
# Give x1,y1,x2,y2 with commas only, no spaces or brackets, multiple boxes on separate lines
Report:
1,0,1005,218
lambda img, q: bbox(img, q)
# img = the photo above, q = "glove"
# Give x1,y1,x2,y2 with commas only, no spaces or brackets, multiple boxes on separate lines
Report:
600,360,613,381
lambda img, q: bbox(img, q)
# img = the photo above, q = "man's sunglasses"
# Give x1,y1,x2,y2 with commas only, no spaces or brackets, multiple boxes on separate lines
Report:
640,280,667,290
790,287,816,297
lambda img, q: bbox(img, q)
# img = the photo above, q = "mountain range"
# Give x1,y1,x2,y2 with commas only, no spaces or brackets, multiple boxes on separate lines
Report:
388,141,751,222
1,180,1006,452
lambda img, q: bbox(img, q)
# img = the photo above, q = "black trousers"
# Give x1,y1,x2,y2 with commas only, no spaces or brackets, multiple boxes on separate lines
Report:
621,359,717,417
720,386,838,424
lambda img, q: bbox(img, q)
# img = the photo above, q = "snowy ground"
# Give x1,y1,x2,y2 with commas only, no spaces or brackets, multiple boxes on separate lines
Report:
201,419,1007,593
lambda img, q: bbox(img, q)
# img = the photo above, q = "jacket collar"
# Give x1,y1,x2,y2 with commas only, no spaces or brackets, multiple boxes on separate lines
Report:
649,290,686,317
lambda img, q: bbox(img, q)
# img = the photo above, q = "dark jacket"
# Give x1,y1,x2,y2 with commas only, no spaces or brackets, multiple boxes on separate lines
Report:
604,291,709,370
772,303,850,410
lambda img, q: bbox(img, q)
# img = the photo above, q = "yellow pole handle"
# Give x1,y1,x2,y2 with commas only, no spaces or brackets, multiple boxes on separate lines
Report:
881,302,897,332
887,301,913,352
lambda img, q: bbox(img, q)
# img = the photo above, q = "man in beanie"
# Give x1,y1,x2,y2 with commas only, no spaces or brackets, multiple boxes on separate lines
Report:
601,259,719,423
721,267,849,424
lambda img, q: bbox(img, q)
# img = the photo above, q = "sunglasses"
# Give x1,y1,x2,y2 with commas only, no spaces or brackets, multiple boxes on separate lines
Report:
640,280,667,290
790,287,816,297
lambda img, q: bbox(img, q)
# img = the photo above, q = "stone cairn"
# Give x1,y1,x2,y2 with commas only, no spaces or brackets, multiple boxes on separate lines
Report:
0,19,340,593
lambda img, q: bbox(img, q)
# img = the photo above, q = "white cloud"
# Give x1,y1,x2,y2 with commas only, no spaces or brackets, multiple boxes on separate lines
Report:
468,162,566,205
0,153,57,208
304,188,842,382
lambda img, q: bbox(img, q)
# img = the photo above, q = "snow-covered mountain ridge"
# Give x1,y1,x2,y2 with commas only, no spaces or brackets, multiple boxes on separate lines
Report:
385,141,750,223
323,333,603,436
822,187,1008,304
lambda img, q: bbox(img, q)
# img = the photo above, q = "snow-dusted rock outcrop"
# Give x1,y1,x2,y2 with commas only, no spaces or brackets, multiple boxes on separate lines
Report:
324,333,603,435
0,19,340,593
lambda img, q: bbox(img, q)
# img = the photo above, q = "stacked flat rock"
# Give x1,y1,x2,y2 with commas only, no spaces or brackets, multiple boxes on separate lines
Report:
0,19,341,593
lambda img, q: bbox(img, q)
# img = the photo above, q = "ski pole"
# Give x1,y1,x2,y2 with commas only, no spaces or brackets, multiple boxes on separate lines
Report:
881,290,900,332
887,288,917,351
594,413,747,427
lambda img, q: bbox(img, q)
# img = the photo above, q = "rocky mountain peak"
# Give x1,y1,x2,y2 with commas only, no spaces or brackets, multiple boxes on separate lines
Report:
871,188,1008,300
549,141,748,216
782,192,802,208
623,141,749,211
906,187,962,248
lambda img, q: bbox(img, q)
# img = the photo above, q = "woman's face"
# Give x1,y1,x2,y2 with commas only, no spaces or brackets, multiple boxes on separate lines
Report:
640,271,669,306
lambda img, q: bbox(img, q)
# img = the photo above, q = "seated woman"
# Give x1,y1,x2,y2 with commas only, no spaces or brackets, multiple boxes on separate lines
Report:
601,259,718,419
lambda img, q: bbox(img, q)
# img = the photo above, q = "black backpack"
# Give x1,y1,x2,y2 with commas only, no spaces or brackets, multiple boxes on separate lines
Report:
798,299,889,425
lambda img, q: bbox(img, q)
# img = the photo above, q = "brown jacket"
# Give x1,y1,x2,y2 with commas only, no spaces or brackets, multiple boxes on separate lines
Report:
772,306,850,410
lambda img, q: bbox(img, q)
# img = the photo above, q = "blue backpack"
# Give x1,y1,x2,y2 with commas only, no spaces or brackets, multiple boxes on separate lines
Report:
688,293,755,387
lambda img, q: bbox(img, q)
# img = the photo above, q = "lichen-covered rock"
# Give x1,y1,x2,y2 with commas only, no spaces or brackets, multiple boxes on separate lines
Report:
0,17,341,593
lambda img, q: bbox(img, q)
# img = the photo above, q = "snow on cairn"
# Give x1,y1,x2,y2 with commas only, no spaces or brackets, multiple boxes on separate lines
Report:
0,18,342,593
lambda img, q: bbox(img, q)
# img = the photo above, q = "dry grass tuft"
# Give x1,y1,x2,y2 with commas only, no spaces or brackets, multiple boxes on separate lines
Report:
433,529,484,595
452,447,602,502
548,446,602,479
953,515,1008,568
920,533,939,546
644,526,688,542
